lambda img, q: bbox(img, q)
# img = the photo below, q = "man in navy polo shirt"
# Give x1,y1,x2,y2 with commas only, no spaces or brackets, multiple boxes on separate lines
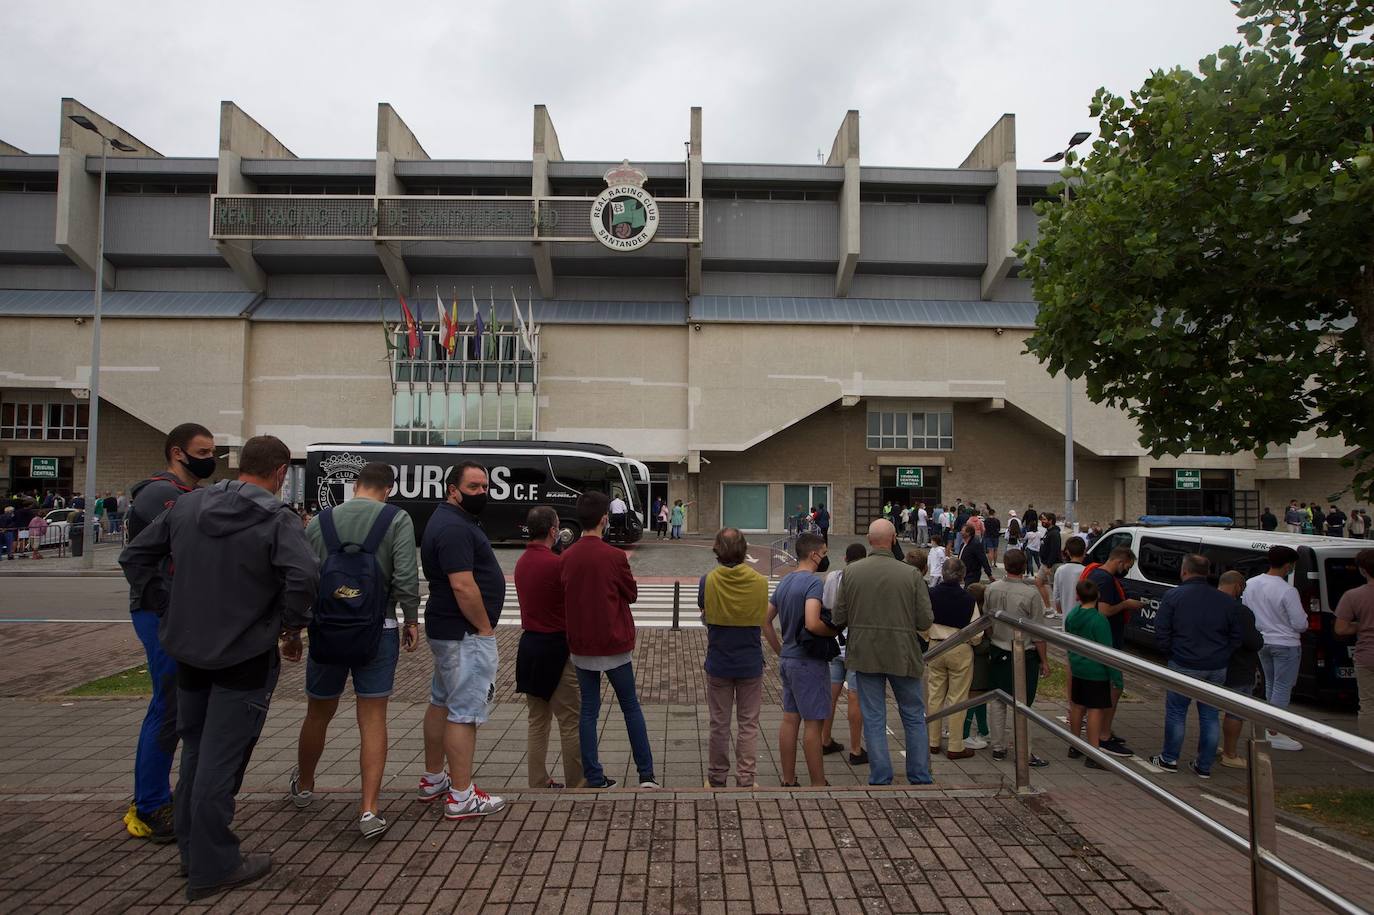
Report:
418,461,507,821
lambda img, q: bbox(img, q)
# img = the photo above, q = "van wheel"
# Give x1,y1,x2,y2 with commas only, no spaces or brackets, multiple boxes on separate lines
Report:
558,523,581,548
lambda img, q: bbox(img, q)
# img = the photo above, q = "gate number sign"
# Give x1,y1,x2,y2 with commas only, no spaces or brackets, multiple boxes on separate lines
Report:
29,457,59,479
1175,469,1202,490
895,467,923,488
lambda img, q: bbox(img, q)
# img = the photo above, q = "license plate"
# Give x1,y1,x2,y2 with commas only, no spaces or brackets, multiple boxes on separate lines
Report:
1338,667,1355,680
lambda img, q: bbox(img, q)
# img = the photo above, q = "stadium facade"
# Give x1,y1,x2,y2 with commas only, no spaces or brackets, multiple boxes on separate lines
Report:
0,99,1357,534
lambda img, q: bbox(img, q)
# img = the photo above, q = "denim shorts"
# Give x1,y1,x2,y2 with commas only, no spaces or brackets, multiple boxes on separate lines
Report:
305,627,400,700
430,634,498,725
780,657,832,720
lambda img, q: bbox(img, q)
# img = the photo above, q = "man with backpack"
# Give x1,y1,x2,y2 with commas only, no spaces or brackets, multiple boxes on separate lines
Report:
289,462,419,838
119,422,218,844
120,435,317,901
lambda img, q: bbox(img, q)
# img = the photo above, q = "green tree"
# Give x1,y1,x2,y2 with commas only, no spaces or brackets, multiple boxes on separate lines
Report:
1019,0,1374,497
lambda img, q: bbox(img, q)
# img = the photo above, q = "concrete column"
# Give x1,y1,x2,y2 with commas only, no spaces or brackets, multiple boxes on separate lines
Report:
960,114,1017,300
686,107,703,296
376,103,428,297
55,99,160,290
1123,475,1148,521
0,140,25,155
826,110,860,297
531,105,562,299
217,102,296,293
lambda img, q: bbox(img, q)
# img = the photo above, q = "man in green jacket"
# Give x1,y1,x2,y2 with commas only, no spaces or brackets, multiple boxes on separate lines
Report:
288,462,420,839
833,519,935,785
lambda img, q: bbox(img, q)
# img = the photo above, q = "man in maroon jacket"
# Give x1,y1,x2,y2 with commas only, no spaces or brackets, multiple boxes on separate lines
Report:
513,506,583,788
562,491,658,789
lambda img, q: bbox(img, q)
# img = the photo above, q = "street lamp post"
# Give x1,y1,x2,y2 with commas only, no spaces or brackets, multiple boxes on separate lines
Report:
68,115,135,567
1044,131,1091,531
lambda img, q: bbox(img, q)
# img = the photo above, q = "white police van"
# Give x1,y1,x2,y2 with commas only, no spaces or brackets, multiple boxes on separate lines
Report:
1084,519,1366,703
305,440,649,547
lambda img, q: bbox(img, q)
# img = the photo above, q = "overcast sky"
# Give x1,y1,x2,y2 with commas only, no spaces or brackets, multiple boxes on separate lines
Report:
3,0,1244,168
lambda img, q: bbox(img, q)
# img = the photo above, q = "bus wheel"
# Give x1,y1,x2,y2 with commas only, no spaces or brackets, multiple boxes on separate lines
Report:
558,522,581,548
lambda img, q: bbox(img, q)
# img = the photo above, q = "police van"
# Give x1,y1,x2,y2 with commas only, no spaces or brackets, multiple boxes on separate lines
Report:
305,441,648,547
1084,521,1366,703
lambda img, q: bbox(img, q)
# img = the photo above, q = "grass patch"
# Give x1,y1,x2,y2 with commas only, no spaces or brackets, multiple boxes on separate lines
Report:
66,665,152,697
1277,788,1374,840
1038,663,1068,701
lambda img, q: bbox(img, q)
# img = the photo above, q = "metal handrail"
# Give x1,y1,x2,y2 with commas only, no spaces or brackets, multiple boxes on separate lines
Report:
920,604,1374,915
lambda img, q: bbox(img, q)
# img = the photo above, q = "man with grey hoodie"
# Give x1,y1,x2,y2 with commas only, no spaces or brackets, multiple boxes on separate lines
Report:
120,435,318,902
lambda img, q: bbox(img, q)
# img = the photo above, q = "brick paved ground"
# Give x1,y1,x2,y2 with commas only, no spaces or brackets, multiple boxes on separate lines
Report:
0,788,1179,914
4,587,1374,911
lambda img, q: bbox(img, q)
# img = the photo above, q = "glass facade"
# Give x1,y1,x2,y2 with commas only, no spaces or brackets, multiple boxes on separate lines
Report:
390,325,537,445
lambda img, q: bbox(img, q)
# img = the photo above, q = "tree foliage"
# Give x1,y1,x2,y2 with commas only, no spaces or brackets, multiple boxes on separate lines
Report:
1018,0,1374,498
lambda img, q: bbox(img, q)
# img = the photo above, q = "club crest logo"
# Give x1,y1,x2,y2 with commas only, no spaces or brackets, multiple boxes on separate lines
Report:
316,452,366,509
590,160,659,252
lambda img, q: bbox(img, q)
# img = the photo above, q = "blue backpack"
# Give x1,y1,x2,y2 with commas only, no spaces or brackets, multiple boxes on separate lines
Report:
308,504,400,666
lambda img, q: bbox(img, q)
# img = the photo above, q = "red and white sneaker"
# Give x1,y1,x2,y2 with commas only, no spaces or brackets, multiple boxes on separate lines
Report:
417,773,451,803
444,785,505,821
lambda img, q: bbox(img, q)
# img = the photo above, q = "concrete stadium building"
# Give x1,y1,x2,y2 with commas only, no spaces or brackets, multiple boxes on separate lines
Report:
0,99,1359,534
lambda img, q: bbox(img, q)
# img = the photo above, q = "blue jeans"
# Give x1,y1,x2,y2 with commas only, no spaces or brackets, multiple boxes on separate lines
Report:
577,662,655,786
1,530,13,557
1259,644,1302,709
855,672,932,785
132,609,178,815
1160,662,1226,774
671,524,682,539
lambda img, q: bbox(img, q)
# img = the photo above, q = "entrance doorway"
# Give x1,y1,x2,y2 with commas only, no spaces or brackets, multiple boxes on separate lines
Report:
878,465,943,516
783,483,831,531
1146,469,1235,518
7,455,74,499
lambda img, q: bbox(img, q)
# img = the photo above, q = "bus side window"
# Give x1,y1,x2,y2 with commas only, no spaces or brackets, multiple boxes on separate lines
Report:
1137,536,1199,586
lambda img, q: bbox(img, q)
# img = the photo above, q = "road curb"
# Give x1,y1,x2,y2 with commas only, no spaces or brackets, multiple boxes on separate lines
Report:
1214,785,1374,862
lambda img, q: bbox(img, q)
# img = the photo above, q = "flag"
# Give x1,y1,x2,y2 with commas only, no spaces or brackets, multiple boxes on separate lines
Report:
511,289,535,354
447,295,459,357
378,303,397,355
469,290,482,360
397,292,420,357
436,289,456,358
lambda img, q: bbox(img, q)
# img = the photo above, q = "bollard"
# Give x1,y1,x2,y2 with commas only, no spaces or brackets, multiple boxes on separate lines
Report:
672,581,681,631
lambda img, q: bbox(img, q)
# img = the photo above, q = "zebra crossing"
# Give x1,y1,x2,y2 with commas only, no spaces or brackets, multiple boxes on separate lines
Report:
415,581,782,629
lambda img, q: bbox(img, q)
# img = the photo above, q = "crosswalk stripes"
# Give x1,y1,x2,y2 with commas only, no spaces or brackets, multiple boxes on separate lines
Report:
416,581,781,630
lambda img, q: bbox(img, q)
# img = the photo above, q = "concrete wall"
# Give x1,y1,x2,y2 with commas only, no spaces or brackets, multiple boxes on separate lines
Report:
684,322,1141,459
0,316,249,445
244,322,391,454
537,324,689,461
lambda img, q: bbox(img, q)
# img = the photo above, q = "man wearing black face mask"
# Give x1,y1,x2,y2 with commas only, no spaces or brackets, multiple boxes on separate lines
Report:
118,422,218,845
418,461,507,821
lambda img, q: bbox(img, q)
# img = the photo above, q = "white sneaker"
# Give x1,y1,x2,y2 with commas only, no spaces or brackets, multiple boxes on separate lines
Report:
288,766,313,809
417,772,451,803
1266,731,1303,751
964,734,989,750
444,785,505,821
359,812,388,839
639,779,662,789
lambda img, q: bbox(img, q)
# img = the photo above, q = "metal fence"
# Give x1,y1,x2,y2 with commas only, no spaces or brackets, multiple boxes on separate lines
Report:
5,519,120,557
923,611,1374,915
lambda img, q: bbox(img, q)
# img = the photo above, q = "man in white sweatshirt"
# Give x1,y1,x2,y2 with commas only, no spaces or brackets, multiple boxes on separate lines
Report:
1245,545,1306,751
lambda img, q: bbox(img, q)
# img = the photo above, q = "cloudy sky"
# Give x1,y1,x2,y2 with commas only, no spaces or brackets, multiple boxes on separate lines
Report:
3,0,1243,167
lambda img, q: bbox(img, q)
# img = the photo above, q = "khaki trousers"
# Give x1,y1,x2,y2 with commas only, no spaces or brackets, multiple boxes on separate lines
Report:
926,643,974,753
706,675,763,787
1358,666,1374,742
526,660,584,788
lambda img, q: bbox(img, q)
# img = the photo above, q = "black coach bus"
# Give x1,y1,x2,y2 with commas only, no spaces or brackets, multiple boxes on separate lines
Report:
305,440,647,546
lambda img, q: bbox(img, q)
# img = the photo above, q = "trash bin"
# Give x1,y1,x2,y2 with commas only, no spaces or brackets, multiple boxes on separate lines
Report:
70,522,84,558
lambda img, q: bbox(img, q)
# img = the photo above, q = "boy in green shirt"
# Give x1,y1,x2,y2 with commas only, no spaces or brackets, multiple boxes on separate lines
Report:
1064,579,1122,770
